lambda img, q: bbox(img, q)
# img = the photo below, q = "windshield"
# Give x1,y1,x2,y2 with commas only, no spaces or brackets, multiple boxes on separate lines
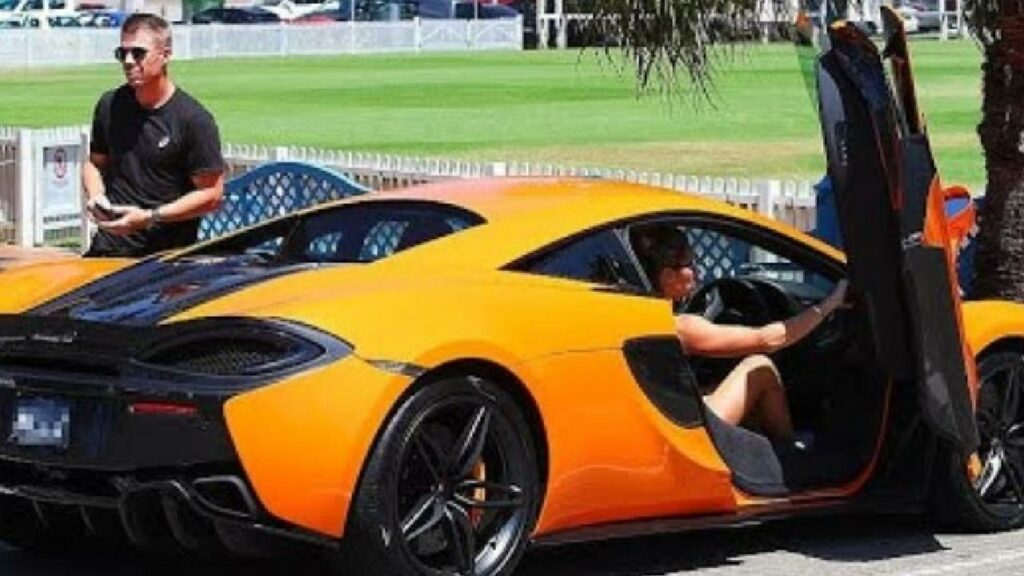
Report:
183,200,485,265
0,0,22,10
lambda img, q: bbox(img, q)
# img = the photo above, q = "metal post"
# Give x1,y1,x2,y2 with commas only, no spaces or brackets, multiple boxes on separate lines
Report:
940,0,948,40
14,129,34,247
79,126,92,253
414,16,422,52
537,0,547,49
956,0,965,37
32,134,44,247
554,0,566,49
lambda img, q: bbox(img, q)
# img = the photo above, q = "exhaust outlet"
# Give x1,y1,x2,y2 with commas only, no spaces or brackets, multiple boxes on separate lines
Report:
191,475,259,519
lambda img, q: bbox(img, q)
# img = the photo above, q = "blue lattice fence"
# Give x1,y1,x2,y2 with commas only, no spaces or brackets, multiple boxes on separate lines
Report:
687,229,751,280
199,161,371,242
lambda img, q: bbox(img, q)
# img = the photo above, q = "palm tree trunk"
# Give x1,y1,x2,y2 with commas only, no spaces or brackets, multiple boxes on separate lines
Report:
969,13,1024,301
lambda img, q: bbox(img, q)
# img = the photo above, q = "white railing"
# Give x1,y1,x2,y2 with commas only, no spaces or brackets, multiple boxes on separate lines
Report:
0,128,17,245
221,143,816,229
0,125,818,250
0,126,89,247
0,18,523,69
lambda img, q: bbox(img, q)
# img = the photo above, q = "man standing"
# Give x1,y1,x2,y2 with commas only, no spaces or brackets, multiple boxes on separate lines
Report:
83,13,224,257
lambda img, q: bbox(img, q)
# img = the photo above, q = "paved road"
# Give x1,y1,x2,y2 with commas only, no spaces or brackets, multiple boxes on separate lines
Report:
3,515,1023,576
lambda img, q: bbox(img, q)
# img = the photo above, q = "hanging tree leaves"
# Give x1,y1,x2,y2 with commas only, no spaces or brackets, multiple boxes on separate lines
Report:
584,0,784,99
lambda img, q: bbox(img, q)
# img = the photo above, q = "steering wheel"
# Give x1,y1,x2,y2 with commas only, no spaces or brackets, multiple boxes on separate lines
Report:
683,277,803,327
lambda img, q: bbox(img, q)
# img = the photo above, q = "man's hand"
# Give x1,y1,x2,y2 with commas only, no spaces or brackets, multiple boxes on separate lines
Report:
96,205,151,236
86,195,117,223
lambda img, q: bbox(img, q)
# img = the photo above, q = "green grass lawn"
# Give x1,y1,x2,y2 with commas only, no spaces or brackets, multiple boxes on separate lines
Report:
0,39,986,187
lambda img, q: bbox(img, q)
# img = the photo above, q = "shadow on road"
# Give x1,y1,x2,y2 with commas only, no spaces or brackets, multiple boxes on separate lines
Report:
0,515,946,576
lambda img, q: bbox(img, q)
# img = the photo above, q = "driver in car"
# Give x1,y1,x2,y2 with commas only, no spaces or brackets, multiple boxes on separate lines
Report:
633,224,848,443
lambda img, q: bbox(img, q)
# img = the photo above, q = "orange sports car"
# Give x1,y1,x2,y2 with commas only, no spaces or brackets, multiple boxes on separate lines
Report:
1,16,1023,576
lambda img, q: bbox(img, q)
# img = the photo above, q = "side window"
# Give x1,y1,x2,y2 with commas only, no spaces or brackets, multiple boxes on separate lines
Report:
685,226,830,289
527,229,644,290
629,219,835,300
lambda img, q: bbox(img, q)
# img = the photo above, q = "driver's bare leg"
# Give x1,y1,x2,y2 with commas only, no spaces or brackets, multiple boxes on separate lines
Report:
703,354,794,441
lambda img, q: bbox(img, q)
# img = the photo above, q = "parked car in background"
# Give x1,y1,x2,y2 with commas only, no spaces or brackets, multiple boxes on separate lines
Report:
288,6,345,23
286,0,525,23
296,0,416,22
78,7,126,27
0,10,79,26
258,0,339,20
0,0,78,27
895,0,959,32
191,6,281,24
418,0,519,19
895,2,921,32
40,12,77,25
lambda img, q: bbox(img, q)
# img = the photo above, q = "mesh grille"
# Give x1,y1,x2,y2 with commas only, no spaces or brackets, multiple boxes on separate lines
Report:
148,339,289,376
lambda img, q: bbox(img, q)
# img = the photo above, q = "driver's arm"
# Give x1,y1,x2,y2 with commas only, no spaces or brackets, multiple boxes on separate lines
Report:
676,280,848,357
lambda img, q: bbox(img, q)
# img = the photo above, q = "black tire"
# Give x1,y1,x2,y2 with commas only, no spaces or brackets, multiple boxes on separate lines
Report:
333,376,541,576
933,350,1024,531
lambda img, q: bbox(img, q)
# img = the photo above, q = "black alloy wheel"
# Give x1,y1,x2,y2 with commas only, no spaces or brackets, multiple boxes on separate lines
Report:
337,376,540,576
971,351,1024,519
934,350,1024,531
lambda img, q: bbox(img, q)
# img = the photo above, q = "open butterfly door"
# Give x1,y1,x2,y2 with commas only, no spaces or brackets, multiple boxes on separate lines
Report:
815,11,979,456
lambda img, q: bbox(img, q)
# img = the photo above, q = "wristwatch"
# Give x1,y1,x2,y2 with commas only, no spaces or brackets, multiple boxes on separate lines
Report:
148,206,164,229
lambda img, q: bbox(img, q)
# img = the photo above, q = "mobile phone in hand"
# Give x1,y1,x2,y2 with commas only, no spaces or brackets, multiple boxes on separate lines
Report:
91,199,117,221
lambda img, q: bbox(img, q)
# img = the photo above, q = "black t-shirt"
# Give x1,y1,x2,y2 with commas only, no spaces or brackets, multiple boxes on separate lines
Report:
87,85,224,257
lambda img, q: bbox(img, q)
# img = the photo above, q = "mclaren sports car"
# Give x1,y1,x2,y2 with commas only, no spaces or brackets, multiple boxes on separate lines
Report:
2,16,1024,576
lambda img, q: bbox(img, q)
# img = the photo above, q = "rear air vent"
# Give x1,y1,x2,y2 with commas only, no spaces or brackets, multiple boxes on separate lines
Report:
145,338,291,376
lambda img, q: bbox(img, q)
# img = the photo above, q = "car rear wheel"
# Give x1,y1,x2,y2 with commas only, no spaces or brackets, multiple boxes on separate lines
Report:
334,376,541,576
934,350,1024,531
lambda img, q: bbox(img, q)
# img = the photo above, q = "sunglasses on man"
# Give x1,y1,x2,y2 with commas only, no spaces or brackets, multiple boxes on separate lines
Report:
114,46,149,63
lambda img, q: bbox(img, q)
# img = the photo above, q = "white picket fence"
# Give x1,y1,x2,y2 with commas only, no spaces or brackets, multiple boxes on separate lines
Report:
0,19,523,69
222,143,818,230
0,130,16,245
0,125,818,250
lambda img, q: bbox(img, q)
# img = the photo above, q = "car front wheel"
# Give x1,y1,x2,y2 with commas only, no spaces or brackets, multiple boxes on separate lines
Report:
334,375,541,576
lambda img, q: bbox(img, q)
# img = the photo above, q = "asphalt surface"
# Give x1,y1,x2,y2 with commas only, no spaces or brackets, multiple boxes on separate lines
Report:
2,515,1023,576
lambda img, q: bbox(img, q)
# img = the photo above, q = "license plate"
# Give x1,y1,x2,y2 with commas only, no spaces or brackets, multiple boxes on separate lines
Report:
9,397,70,449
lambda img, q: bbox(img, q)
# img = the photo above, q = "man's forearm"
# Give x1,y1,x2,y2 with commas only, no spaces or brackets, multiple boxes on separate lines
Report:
82,161,106,201
150,183,224,223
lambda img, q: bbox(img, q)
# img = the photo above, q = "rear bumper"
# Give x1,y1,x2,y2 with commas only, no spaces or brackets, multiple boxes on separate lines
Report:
0,459,335,553
0,317,335,550
0,384,236,470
